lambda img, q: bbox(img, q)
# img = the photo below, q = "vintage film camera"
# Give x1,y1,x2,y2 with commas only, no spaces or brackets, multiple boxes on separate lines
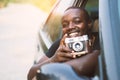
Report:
65,35,90,56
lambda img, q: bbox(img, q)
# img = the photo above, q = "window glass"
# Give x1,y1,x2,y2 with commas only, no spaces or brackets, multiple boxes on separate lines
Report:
38,0,74,55
43,0,73,42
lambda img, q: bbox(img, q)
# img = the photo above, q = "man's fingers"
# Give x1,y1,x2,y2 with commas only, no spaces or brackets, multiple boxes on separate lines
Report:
59,45,72,53
59,57,72,62
63,53,73,58
60,34,67,46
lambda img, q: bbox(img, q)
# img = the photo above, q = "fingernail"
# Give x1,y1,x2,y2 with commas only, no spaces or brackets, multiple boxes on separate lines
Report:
72,51,74,53
65,34,67,36
73,55,76,58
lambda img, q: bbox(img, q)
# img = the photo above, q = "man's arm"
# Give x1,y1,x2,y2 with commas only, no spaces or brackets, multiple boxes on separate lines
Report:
27,55,52,80
65,50,100,77
27,47,73,80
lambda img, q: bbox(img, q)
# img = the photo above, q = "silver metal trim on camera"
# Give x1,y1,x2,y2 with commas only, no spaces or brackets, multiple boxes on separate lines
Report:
72,42,83,52
65,35,89,52
65,35,88,43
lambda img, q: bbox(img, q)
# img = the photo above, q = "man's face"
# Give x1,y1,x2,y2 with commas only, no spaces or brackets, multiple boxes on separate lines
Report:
62,8,90,37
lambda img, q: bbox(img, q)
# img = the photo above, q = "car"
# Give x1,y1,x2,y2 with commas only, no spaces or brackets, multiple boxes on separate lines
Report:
35,0,98,64
99,0,120,80
34,0,120,80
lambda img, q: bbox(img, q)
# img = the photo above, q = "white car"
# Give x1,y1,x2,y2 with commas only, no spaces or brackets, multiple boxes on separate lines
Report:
35,0,120,80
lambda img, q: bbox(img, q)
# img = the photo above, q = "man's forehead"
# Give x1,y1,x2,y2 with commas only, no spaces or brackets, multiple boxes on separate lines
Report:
62,8,84,19
64,8,83,14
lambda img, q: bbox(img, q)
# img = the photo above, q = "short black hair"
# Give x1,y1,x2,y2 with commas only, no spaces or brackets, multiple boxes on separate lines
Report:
65,6,90,21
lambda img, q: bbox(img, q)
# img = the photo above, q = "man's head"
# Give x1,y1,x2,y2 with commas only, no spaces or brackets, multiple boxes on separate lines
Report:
61,7,92,37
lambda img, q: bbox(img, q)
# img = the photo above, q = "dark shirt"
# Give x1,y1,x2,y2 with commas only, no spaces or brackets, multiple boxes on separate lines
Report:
46,32,100,58
46,39,60,58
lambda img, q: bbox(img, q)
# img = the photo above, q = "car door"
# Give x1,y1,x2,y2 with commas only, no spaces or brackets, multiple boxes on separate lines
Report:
35,1,99,79
99,0,120,80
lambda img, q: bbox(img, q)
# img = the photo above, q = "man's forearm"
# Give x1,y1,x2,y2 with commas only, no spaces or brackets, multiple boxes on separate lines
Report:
27,55,51,80
65,50,100,77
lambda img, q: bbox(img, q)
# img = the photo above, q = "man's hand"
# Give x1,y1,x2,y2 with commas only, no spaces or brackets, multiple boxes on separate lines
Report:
50,45,74,62
50,34,74,62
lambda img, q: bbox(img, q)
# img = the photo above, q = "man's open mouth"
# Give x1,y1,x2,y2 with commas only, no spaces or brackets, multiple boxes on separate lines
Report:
69,32,79,37
67,28,81,37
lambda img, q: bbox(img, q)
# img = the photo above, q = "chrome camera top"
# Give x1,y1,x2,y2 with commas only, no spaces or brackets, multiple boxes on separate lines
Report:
65,35,88,52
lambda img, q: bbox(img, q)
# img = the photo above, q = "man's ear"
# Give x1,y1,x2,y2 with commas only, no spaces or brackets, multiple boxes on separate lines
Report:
92,19,99,32
88,19,93,30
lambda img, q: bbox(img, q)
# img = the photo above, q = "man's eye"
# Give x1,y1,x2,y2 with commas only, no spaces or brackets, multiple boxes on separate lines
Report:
74,20,81,24
62,23,68,28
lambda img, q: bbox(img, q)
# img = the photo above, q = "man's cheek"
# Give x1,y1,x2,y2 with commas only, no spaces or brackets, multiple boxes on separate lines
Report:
62,29,66,35
62,28,69,35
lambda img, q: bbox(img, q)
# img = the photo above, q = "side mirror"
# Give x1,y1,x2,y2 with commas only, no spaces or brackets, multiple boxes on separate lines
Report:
36,63,89,80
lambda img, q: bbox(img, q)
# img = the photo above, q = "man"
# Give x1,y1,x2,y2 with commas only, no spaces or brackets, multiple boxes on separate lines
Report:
27,7,100,80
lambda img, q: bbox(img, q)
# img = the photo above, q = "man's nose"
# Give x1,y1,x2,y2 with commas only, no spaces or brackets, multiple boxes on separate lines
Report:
68,22,75,28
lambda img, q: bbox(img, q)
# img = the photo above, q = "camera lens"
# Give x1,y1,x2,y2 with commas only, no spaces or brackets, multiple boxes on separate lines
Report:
72,42,83,52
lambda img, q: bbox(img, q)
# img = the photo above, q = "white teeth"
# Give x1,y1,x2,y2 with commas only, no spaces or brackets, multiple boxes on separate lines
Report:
69,32,78,36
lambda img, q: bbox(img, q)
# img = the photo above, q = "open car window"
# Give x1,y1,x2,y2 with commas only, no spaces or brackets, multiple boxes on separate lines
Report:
42,0,98,42
38,0,99,54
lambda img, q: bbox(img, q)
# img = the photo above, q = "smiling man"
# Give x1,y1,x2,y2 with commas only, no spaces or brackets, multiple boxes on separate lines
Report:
27,7,100,80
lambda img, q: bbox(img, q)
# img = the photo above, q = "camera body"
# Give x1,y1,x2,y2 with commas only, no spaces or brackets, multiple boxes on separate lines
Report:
65,35,89,54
